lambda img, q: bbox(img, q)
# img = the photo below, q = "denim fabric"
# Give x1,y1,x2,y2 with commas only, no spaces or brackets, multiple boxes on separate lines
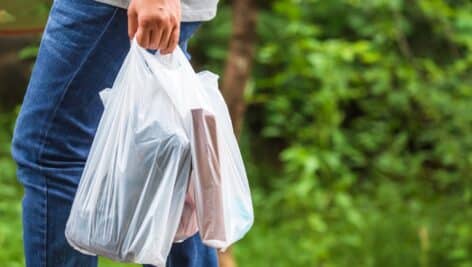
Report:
11,0,218,266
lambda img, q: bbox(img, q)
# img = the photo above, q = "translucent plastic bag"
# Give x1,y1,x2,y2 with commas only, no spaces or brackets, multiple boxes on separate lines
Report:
65,41,193,266
146,49,254,249
66,39,254,266
191,71,254,249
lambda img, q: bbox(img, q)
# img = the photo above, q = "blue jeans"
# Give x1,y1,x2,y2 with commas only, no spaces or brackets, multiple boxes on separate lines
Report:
11,0,218,266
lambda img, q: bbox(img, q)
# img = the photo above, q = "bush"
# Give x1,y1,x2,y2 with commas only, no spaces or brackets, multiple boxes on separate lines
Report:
216,1,472,266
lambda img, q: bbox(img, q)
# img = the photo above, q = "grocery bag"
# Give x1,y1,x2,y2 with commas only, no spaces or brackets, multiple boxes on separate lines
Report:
65,41,192,266
191,71,254,250
143,42,254,249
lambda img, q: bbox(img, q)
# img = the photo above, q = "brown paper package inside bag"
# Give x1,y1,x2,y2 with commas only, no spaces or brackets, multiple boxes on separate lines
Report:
191,108,226,242
174,171,198,242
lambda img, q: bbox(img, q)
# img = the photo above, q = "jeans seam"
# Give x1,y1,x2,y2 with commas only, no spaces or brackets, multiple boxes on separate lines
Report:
36,7,120,172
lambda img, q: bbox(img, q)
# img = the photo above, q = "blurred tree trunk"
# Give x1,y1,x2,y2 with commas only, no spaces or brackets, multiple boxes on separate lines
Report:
218,0,258,266
220,0,258,136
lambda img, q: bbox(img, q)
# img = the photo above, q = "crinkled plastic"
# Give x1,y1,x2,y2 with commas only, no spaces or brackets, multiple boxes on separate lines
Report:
192,71,254,250
66,40,253,266
159,68,254,250
65,41,192,266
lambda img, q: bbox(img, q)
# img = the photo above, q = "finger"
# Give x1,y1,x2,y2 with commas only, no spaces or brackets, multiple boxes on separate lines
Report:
148,30,154,49
159,27,172,52
136,27,150,48
150,27,164,50
161,26,179,54
127,9,138,39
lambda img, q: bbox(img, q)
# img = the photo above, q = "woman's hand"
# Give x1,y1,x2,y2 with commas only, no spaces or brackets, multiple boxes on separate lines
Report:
127,0,181,54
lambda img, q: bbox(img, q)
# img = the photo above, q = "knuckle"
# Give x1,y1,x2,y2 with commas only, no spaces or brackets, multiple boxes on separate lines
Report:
156,15,167,24
162,21,172,30
139,14,157,26
138,17,150,26
169,15,178,25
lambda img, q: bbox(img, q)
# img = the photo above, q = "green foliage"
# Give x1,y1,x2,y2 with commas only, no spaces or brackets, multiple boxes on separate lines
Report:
0,109,23,267
0,0,50,30
225,1,472,266
18,45,39,60
0,10,15,24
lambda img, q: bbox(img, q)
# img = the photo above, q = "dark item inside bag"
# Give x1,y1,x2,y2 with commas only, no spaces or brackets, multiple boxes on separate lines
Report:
191,108,226,242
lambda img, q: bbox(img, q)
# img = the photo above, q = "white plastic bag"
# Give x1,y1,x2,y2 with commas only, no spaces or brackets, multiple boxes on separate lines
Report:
65,41,192,266
191,71,254,250
142,45,254,249
66,39,254,266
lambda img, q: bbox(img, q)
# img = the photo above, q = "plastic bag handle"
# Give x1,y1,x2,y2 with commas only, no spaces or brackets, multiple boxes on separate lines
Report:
131,38,187,71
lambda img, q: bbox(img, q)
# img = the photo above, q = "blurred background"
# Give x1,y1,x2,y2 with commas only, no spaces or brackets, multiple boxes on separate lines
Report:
1,0,472,267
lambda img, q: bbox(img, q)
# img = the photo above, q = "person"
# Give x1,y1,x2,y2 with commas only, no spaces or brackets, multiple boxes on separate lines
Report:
11,0,219,266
